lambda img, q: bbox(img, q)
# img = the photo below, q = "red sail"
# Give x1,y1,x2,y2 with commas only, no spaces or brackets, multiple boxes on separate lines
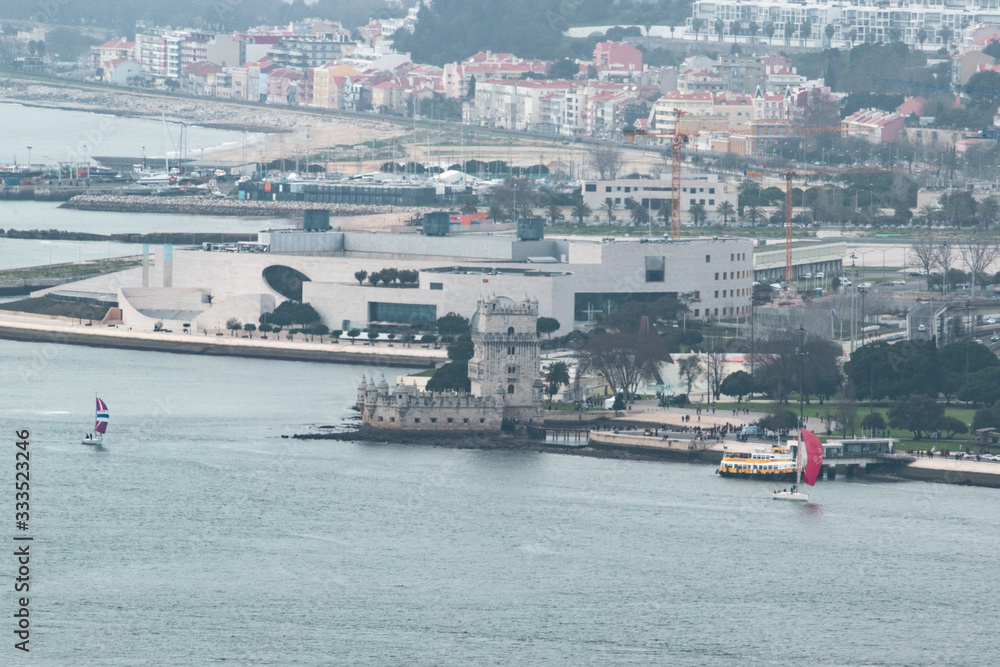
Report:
801,428,824,486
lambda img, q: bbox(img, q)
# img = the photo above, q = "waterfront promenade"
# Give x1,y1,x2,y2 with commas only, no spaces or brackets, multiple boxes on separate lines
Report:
0,310,445,367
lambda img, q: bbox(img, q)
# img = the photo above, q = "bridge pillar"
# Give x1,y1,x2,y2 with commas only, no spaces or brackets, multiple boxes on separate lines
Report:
846,465,855,478
826,466,836,481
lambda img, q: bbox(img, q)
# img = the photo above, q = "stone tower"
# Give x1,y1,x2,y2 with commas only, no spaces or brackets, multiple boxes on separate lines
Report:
467,296,544,422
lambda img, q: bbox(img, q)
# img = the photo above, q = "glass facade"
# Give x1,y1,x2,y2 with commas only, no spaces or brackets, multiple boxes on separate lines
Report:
574,292,677,321
368,301,437,325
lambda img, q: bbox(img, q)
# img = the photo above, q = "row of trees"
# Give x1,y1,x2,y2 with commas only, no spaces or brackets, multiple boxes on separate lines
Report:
353,269,420,288
909,231,1000,293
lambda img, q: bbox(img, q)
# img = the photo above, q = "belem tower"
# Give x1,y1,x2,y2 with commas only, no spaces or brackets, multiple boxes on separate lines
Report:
357,296,545,431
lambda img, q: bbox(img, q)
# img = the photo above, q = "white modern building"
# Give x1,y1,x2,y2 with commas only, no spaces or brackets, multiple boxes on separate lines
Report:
582,175,738,219
686,0,996,49
92,230,754,334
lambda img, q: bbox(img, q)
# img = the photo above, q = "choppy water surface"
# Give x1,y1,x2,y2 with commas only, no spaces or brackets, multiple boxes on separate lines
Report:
3,340,997,665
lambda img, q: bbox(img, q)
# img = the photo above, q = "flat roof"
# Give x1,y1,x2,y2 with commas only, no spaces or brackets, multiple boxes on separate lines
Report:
423,266,571,277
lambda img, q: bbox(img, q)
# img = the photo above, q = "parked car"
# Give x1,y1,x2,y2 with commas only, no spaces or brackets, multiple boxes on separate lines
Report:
918,324,927,332
814,272,824,279
892,279,906,285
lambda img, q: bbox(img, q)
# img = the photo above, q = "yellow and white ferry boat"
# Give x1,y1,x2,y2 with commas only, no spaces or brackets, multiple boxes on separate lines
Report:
716,444,797,480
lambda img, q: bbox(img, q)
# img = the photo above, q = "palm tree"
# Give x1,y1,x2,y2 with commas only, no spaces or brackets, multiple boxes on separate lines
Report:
692,18,704,41
602,197,619,224
764,22,775,45
917,204,938,225
571,201,592,225
784,21,795,45
749,21,759,44
630,205,650,227
546,204,564,226
917,29,927,49
689,202,707,225
939,27,953,46
847,28,857,46
715,18,725,42
544,361,571,409
716,201,736,225
746,204,764,228
825,23,835,47
729,20,740,41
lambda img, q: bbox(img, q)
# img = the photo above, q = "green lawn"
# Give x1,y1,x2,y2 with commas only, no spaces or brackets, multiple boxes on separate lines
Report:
0,296,109,321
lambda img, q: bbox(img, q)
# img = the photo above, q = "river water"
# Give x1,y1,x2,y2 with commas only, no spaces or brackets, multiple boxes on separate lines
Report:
0,201,296,270
4,338,998,665
0,102,265,165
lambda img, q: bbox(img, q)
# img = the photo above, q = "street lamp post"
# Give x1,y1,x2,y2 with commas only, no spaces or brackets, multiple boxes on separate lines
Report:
26,146,31,168
859,287,868,346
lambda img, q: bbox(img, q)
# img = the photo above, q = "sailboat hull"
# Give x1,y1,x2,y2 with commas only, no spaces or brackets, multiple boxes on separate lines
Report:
772,492,809,501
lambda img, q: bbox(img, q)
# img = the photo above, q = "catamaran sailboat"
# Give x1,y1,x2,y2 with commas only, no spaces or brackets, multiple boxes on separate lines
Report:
773,428,823,501
82,397,109,446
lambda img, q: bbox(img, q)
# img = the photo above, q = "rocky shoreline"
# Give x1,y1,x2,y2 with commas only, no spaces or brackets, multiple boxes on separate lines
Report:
60,194,423,218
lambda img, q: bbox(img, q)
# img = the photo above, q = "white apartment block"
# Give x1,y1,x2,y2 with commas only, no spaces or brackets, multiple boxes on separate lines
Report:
582,175,738,219
470,79,649,138
687,0,997,48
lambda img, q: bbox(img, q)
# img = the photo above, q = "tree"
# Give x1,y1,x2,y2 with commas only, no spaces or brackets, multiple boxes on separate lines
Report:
715,18,725,41
888,395,944,439
347,328,361,344
959,229,1000,299
243,323,256,338
825,23,835,47
571,201,592,225
331,329,343,342
764,22,775,45
677,356,703,396
367,330,380,344
226,317,242,336
860,412,886,435
716,201,735,225
426,360,471,392
490,177,537,218
844,340,940,400
939,27,953,46
917,29,927,49
705,349,726,401
602,197,619,224
784,20,795,45
267,301,320,327
630,205,650,227
536,317,560,338
488,204,506,222
937,240,955,292
437,312,471,336
354,270,368,286
580,331,671,401
544,361,571,408
910,233,938,290
547,58,579,80
958,367,1000,405
938,416,968,438
588,144,623,180
546,204,564,226
692,18,704,41
745,204,764,228
459,198,479,214
689,202,706,225
749,21,760,43
720,370,754,402
759,405,798,437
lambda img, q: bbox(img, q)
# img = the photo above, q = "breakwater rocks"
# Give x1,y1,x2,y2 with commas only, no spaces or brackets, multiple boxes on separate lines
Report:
59,194,422,218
